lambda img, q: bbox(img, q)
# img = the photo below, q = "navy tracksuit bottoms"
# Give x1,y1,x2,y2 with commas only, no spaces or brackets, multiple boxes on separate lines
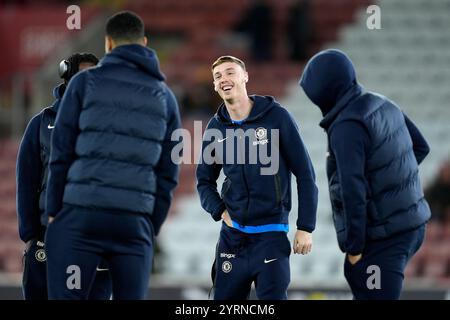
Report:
344,224,426,300
45,205,154,300
22,235,111,300
213,223,291,300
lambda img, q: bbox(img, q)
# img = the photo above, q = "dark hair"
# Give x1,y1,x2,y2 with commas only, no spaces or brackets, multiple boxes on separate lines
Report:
61,52,99,82
105,11,145,42
211,55,246,72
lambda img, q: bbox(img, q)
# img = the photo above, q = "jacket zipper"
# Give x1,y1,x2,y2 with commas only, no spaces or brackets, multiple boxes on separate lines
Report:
236,123,250,226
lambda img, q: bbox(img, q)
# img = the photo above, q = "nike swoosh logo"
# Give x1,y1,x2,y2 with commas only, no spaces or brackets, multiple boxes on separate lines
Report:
264,258,278,264
218,137,228,143
96,267,109,272
48,124,55,129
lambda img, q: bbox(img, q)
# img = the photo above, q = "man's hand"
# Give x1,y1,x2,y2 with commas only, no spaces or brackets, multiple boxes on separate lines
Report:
347,253,362,265
293,230,312,254
48,216,54,224
221,210,232,227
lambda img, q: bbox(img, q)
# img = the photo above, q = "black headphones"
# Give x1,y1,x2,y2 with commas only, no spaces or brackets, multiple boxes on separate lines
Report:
58,53,99,82
58,59,72,80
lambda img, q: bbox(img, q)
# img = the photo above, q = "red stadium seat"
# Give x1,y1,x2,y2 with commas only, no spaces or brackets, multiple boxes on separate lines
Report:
125,0,369,100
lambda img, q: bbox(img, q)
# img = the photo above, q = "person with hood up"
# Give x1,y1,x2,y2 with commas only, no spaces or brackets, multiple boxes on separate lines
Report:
16,52,113,300
299,49,431,299
44,11,181,299
197,55,318,300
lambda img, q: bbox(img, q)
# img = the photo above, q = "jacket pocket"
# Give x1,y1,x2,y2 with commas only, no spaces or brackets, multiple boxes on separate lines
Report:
332,210,346,233
274,173,282,207
331,202,347,252
329,183,343,212
221,178,232,199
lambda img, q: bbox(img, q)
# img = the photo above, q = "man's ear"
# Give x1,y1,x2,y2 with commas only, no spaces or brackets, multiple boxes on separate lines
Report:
105,36,114,53
142,36,148,47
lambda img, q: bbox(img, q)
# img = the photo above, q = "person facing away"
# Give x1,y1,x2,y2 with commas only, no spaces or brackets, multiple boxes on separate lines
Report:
16,52,112,300
299,49,431,300
234,0,274,62
44,11,181,300
196,55,318,300
286,0,313,61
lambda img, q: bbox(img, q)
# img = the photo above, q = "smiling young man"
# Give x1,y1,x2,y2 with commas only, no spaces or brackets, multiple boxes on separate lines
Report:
196,55,318,300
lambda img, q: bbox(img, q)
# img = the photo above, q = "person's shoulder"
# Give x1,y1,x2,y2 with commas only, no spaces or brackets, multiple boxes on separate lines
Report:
21,111,45,143
355,91,404,122
27,110,45,129
333,118,366,132
163,83,176,99
67,68,91,89
162,84,181,115
272,103,291,114
269,102,296,122
361,91,399,109
330,119,370,147
365,91,389,102
81,64,101,76
205,115,221,129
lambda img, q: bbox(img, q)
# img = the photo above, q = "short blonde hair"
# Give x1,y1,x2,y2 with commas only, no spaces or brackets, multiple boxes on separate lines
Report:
211,55,246,72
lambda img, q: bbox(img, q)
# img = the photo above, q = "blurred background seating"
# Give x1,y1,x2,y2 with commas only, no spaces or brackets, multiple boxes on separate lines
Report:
0,0,449,298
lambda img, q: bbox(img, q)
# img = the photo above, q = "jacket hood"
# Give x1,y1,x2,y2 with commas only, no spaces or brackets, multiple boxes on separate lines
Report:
319,83,364,130
299,49,359,116
215,95,277,124
100,44,165,81
50,83,66,113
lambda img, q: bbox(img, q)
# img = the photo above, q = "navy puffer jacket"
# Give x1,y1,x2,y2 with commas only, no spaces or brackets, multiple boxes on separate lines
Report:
46,44,181,235
300,49,430,253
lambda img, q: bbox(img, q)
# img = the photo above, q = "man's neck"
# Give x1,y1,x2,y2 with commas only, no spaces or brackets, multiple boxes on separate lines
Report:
225,96,253,121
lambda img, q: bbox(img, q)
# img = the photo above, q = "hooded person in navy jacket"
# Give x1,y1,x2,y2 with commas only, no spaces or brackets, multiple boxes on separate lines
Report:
300,49,431,300
197,56,318,300
44,11,181,300
16,52,112,300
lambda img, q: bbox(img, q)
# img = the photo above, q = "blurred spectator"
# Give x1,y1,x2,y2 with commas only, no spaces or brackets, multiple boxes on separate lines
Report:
234,0,274,62
178,68,222,119
286,0,313,61
180,83,217,119
425,160,450,222
192,81,222,116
